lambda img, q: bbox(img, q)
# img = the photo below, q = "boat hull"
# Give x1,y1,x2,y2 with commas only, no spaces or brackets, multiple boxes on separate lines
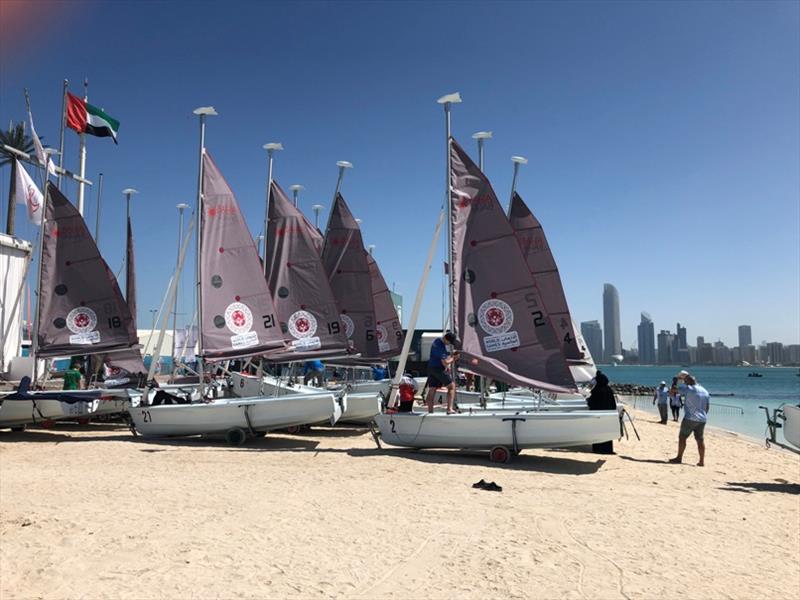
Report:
783,404,800,449
128,392,340,438
374,410,621,450
339,391,381,423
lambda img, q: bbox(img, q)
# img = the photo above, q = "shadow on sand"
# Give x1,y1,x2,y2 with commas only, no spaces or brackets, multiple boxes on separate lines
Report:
721,481,800,495
343,446,607,474
618,455,672,465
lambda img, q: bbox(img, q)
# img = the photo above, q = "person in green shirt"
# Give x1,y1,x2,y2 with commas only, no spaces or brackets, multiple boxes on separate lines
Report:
63,361,82,390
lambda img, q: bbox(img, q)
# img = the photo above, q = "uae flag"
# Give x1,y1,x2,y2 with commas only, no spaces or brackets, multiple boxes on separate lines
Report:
66,92,120,143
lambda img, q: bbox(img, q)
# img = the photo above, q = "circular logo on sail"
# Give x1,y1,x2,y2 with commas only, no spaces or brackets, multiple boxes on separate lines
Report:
224,302,253,335
477,299,514,336
340,314,355,339
287,310,317,339
66,307,98,334
376,324,387,343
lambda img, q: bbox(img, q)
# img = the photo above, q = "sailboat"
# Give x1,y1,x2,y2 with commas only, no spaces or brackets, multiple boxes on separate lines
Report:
127,144,340,442
374,125,620,461
228,179,367,421
0,183,137,429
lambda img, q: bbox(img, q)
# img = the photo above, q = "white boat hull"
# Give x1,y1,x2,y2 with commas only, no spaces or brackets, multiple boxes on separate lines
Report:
783,404,800,449
432,389,587,411
339,391,381,423
128,392,340,438
374,409,621,450
0,388,132,428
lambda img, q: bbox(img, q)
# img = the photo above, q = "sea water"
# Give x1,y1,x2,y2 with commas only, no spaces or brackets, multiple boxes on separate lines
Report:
599,364,800,444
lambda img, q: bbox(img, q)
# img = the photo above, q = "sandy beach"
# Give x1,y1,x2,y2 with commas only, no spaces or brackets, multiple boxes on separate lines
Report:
1,409,798,600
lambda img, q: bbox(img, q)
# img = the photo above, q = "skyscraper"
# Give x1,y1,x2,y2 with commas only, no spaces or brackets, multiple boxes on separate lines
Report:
657,330,676,364
738,325,752,348
581,320,603,363
637,312,656,364
603,283,621,362
676,323,687,350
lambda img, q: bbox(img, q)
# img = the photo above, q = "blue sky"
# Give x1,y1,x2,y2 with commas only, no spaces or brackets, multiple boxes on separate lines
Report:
1,0,798,348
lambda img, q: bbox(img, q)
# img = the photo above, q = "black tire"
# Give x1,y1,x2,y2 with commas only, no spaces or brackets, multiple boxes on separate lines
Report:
10,425,26,432
225,427,247,446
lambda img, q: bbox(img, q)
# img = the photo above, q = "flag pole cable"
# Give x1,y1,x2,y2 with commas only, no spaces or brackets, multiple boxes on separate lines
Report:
57,79,68,188
192,106,217,395
94,173,104,242
77,78,88,215
261,142,282,270
509,155,528,214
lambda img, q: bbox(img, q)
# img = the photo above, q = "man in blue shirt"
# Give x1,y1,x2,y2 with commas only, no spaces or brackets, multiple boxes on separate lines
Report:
653,381,669,424
425,332,460,414
669,371,710,466
303,360,325,387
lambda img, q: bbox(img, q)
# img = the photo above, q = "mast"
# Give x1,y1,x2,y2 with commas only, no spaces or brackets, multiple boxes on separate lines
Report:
77,78,88,215
122,187,138,294
290,184,304,209
192,106,217,388
57,79,68,188
261,142,282,274
30,178,51,387
94,173,104,242
472,131,492,171
171,202,189,380
509,155,528,213
436,92,461,339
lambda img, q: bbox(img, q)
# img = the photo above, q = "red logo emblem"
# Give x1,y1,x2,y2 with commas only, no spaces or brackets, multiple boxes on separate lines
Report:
231,310,246,328
486,307,505,327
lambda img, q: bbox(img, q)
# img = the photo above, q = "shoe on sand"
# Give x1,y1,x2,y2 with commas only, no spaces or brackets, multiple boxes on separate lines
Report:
472,479,488,489
483,482,503,492
668,457,682,464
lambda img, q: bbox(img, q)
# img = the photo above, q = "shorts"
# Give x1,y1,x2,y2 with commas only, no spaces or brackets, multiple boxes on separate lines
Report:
679,419,706,441
399,400,414,413
426,364,452,388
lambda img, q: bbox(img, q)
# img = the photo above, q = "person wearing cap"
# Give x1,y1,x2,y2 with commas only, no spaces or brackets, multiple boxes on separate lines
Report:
425,332,460,414
669,371,710,466
653,381,669,424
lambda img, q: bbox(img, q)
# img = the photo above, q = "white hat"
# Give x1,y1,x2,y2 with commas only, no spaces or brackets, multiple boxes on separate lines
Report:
660,381,666,386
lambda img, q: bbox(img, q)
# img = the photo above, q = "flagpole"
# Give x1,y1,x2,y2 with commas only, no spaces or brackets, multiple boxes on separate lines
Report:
122,188,138,297
436,92,461,339
170,202,190,382
289,184,304,209
94,173,104,242
261,142,282,274
57,79,68,188
77,78,88,215
472,131,492,171
509,155,528,213
192,106,217,391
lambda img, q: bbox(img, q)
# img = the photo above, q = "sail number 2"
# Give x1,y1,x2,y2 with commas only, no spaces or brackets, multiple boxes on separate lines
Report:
525,293,546,328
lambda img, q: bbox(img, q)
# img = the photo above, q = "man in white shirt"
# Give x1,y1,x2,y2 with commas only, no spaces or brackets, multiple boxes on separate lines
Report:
669,371,710,466
653,381,669,424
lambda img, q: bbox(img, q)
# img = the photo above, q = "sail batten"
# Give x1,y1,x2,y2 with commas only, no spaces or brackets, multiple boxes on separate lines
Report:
35,183,138,358
199,152,287,360
449,139,575,393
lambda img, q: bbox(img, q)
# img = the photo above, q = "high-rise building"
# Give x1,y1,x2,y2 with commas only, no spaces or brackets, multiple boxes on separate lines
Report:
740,345,756,364
697,342,714,364
603,284,621,362
738,325,752,348
676,323,687,350
657,330,676,364
786,345,800,365
713,341,733,365
696,336,705,348
637,312,656,364
581,320,603,363
766,342,784,365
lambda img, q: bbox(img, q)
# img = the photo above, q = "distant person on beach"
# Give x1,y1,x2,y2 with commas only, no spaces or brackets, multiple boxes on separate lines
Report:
669,380,682,421
669,371,710,466
63,360,82,390
653,381,669,424
303,360,325,387
587,371,617,454
425,332,460,414
398,373,418,412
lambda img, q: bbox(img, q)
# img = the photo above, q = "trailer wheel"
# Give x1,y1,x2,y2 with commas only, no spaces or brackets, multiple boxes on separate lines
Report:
285,425,302,435
10,425,25,432
490,446,511,463
253,431,267,438
225,427,247,446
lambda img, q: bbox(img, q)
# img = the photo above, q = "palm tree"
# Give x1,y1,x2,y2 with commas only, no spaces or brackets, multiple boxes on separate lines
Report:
0,121,36,236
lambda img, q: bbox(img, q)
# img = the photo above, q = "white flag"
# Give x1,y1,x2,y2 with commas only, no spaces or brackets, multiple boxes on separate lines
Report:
14,160,43,226
28,110,56,176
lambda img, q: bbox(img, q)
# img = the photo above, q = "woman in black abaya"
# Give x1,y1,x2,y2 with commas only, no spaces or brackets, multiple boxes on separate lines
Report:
586,371,617,454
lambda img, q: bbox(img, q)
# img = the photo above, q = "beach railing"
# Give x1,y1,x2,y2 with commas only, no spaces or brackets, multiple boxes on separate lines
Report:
621,395,744,416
